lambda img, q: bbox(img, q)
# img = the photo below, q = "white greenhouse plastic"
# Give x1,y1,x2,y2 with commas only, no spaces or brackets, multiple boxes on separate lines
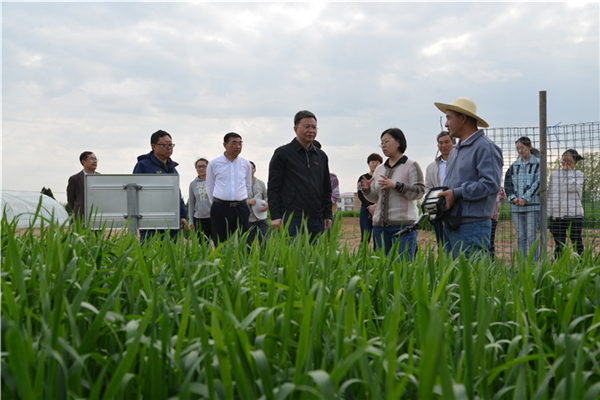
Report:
1,191,70,228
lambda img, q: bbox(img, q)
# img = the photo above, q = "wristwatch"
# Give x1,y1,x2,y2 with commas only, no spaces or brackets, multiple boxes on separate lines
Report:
395,181,404,193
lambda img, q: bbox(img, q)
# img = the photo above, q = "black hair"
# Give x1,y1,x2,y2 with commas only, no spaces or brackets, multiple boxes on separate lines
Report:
151,129,172,144
516,136,539,157
437,131,456,144
79,151,94,166
249,161,256,169
367,153,383,163
381,128,407,154
294,110,317,126
224,132,242,143
562,149,584,162
195,158,209,168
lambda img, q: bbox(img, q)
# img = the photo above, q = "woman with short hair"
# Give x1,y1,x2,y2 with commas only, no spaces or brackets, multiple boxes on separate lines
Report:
361,128,425,259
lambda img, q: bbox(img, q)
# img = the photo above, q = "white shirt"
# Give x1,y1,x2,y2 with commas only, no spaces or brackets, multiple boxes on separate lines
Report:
206,154,252,203
438,158,448,186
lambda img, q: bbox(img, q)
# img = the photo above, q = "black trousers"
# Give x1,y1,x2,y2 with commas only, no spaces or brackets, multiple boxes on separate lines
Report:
549,217,584,257
210,200,250,246
193,217,212,242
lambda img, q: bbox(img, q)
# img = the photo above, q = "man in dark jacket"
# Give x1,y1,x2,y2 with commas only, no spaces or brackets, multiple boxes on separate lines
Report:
268,110,332,242
67,151,99,222
133,129,187,242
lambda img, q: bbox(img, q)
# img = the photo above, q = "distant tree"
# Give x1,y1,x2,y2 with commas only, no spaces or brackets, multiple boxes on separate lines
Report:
41,187,55,200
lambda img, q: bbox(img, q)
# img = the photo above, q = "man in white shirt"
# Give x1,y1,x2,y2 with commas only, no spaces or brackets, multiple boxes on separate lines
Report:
424,131,455,247
206,132,253,245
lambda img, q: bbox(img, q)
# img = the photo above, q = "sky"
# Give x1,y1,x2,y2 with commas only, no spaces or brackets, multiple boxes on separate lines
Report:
2,1,599,205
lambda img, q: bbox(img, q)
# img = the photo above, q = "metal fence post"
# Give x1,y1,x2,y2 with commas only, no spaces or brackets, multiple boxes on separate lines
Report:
539,91,548,254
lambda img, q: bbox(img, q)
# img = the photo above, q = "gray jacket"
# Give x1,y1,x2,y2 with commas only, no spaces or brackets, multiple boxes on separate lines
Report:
444,130,503,222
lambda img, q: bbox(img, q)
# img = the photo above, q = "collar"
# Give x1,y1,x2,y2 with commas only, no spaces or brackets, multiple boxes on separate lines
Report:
292,137,316,153
384,155,408,169
457,129,484,148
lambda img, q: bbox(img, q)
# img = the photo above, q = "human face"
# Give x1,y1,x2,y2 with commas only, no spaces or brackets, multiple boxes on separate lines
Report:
444,111,462,139
82,153,98,173
224,137,243,159
516,142,531,160
195,161,207,178
294,117,318,149
152,135,174,163
561,154,576,170
368,159,381,174
379,133,400,157
437,135,454,159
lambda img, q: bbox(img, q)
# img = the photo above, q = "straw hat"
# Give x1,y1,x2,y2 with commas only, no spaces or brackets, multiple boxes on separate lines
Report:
434,97,489,128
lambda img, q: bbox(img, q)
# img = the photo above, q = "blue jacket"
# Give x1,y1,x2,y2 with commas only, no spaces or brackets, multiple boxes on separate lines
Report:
504,155,540,212
444,130,503,221
133,151,188,220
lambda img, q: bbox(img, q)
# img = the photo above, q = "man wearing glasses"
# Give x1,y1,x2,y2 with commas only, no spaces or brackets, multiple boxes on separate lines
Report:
67,151,100,222
206,132,253,246
268,110,332,242
133,129,187,242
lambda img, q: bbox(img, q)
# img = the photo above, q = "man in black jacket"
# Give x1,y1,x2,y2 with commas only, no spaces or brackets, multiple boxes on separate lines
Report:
268,110,332,242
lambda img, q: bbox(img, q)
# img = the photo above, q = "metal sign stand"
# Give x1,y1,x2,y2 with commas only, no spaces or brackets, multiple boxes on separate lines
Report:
124,183,143,238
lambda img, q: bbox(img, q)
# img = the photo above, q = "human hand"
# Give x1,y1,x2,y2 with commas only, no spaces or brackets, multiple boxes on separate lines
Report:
324,219,332,229
248,199,257,206
261,202,269,212
271,218,282,229
378,175,396,190
361,176,374,192
180,218,187,230
367,204,376,216
438,190,455,211
188,223,194,231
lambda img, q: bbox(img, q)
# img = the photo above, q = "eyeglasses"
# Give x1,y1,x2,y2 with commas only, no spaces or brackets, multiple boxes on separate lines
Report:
228,141,243,147
156,143,175,149
379,140,395,148
299,124,318,131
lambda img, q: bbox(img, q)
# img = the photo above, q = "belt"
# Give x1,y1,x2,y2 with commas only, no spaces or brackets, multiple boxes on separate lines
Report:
214,198,247,207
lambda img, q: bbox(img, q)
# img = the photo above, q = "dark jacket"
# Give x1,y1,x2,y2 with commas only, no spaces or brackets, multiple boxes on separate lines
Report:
268,138,333,221
67,170,86,220
133,151,187,219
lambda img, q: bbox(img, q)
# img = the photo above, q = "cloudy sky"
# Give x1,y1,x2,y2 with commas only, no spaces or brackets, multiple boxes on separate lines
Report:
2,2,598,205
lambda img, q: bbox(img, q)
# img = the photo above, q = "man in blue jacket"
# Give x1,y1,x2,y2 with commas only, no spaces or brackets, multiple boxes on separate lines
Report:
434,98,503,258
133,129,187,242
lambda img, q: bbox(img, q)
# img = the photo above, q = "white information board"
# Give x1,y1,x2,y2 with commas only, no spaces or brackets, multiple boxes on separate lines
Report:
85,174,180,230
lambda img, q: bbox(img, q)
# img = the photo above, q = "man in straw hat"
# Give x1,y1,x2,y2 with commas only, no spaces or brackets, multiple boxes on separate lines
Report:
434,97,503,258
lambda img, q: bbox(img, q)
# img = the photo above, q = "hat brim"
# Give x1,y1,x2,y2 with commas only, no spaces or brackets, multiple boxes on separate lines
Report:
435,102,489,128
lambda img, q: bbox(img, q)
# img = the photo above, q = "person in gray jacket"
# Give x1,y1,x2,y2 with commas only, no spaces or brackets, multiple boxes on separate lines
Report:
424,131,456,248
247,161,269,245
188,158,212,242
435,97,503,258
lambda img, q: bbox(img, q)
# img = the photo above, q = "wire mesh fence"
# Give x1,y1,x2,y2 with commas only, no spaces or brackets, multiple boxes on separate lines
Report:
485,122,600,260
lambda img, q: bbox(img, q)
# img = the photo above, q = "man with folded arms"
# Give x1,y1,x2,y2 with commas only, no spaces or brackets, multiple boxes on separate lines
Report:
434,97,503,258
206,132,252,246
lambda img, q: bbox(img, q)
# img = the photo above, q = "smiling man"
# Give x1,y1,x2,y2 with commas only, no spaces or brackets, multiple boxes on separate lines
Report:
268,110,332,242
67,151,100,222
133,129,187,243
206,132,252,246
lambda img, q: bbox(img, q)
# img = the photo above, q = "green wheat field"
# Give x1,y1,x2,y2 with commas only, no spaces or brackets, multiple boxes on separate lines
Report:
2,213,600,400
